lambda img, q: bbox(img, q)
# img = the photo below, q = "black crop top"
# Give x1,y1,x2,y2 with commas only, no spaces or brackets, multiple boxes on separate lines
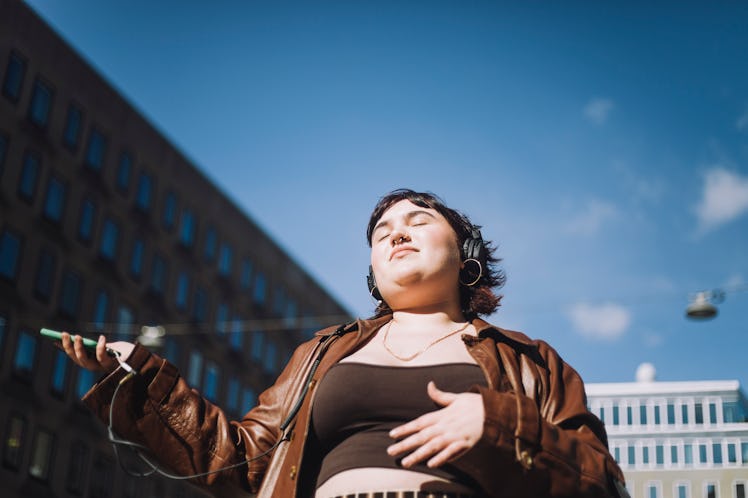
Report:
311,362,488,488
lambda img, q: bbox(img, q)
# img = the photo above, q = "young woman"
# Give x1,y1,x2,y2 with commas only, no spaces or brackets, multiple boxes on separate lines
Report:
61,189,627,498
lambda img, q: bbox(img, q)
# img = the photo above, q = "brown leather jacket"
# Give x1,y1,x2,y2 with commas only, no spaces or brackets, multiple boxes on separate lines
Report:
82,314,627,497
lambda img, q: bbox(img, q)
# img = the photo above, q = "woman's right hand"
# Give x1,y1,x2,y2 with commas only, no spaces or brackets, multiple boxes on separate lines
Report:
60,332,135,374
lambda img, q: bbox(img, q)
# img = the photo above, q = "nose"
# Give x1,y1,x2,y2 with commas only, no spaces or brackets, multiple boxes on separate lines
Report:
390,231,411,246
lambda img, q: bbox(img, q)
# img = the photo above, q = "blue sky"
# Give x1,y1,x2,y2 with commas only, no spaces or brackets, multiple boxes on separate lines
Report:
25,1,748,388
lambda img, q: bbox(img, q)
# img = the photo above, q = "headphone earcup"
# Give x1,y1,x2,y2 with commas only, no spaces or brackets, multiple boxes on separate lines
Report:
462,229,486,264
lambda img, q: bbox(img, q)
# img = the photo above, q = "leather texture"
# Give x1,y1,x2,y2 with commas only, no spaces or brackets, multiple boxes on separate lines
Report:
82,314,627,498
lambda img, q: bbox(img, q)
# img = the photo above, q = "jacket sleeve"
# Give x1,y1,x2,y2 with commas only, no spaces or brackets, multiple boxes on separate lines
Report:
451,341,628,498
81,339,317,494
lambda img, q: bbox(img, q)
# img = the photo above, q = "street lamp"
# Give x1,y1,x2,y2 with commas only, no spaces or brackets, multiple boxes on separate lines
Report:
136,325,166,347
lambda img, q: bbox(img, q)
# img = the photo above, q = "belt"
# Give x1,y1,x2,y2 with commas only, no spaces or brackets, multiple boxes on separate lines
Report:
330,492,474,498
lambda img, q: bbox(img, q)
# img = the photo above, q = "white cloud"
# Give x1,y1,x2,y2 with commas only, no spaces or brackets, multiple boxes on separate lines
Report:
694,167,748,232
583,97,614,125
737,108,748,131
567,302,631,341
564,199,618,235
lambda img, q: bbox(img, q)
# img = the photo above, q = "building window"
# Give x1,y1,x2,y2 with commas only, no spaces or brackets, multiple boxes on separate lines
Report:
65,442,89,495
50,349,69,397
187,350,203,387
728,443,737,463
613,446,620,463
175,272,189,310
684,443,693,464
705,483,717,498
83,127,106,171
178,209,196,248
129,238,144,279
667,403,675,424
675,483,688,498
695,403,704,424
0,229,22,281
28,77,53,129
62,103,83,150
735,483,746,498
192,286,207,323
58,270,83,319
33,248,57,302
115,152,132,193
77,198,96,243
671,444,678,464
698,443,708,463
240,258,253,290
242,387,256,414
203,361,219,402
98,218,119,261
723,401,746,423
646,482,660,498
42,175,67,223
2,51,26,102
75,368,95,398
149,253,168,295
655,444,664,465
230,315,243,350
612,405,619,425
92,290,109,331
254,271,267,305
28,429,54,481
226,377,240,414
215,302,228,335
264,342,277,373
640,404,648,425
654,405,661,425
203,226,217,262
712,442,722,464
2,414,26,470
708,402,717,424
163,337,180,364
13,330,37,378
626,405,633,425
18,150,40,201
742,442,748,463
218,243,233,276
681,403,689,424
162,191,177,230
251,330,264,361
115,306,133,341
134,172,153,212
642,445,650,465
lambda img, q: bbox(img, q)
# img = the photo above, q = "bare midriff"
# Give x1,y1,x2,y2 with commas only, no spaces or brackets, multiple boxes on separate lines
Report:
314,468,476,498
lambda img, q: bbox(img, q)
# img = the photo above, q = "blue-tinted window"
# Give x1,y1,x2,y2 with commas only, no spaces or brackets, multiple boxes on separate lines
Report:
655,445,664,465
58,270,82,318
13,330,37,377
251,330,264,361
77,198,96,243
62,103,83,150
627,445,635,465
695,403,704,424
162,191,177,230
684,444,693,464
240,258,253,290
681,404,689,424
671,445,678,464
647,484,658,498
98,218,119,261
612,405,619,425
75,369,94,398
114,306,133,341
178,209,196,247
203,227,217,262
192,286,207,322
654,405,661,425
626,406,633,425
18,151,40,201
187,350,202,386
84,128,106,171
92,290,109,331
163,337,180,364
115,152,132,193
129,239,144,279
667,403,675,424
2,51,26,102
712,443,722,464
42,175,67,223
709,403,717,424
218,243,232,276
226,377,239,413
642,446,649,464
242,387,256,413
264,342,277,373
0,229,22,281
175,272,189,310
676,485,687,498
254,272,267,305
640,405,648,425
50,350,69,396
149,253,168,295
698,444,707,463
28,78,53,128
134,172,153,211
230,315,242,350
215,302,228,335
203,362,219,402
727,443,737,463
33,248,56,302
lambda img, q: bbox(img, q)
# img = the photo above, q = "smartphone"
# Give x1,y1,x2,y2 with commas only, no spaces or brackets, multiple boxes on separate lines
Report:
40,328,119,357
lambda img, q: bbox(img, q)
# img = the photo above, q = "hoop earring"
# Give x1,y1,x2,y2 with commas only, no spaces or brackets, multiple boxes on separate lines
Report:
459,258,483,287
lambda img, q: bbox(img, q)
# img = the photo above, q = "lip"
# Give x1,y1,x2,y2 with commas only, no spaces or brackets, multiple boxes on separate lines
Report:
390,245,418,260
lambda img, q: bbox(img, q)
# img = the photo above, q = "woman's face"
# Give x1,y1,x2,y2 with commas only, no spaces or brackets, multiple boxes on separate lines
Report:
369,199,462,308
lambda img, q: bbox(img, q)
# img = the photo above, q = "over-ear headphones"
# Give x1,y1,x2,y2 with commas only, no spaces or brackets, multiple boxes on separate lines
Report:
365,227,486,299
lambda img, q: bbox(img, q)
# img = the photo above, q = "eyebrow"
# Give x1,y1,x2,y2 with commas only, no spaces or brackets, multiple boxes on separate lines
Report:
372,209,437,235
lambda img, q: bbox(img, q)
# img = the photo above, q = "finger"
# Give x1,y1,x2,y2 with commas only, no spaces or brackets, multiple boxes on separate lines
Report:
427,381,458,407
426,441,469,468
73,335,101,371
387,424,439,457
389,411,439,439
399,434,447,468
95,335,118,370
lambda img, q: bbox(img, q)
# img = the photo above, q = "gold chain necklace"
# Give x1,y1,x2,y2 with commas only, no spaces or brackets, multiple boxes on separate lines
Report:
382,320,471,362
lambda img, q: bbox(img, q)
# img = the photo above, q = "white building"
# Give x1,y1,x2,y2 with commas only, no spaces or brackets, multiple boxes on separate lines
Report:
586,365,748,498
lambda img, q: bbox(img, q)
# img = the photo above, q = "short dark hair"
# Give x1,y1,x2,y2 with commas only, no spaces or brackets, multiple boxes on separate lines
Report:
366,189,504,318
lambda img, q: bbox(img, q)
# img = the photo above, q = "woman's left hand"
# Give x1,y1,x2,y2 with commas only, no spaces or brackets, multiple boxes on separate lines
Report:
387,381,484,468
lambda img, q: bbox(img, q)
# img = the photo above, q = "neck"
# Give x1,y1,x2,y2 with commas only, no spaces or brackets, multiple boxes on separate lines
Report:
390,307,466,331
